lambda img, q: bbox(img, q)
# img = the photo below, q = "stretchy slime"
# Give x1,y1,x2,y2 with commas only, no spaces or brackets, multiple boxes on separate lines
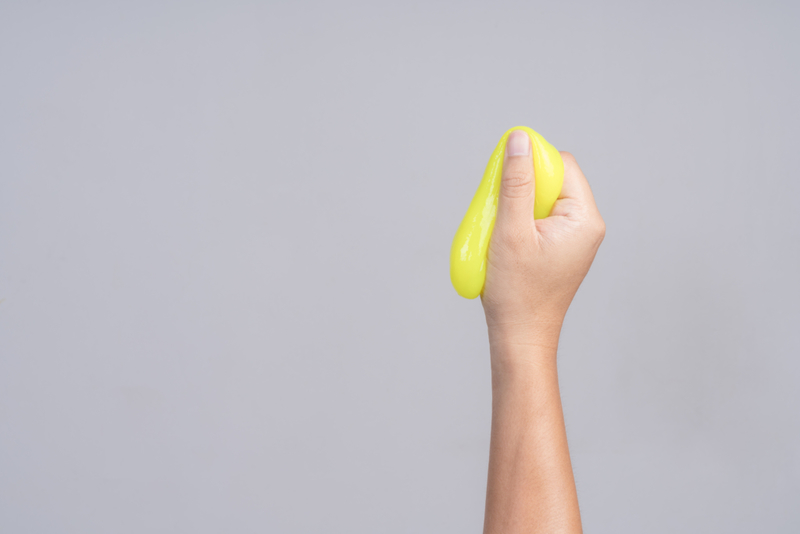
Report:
450,127,564,299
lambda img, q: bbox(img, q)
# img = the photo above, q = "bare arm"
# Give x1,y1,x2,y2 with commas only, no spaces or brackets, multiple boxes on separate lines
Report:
481,130,605,534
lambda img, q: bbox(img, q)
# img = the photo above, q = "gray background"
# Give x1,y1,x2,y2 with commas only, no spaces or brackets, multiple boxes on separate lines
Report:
1,1,798,532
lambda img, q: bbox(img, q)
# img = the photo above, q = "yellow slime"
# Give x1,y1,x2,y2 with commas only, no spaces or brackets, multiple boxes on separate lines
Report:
450,127,564,299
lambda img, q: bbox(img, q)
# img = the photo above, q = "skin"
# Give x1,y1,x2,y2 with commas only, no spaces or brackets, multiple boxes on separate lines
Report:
481,130,605,534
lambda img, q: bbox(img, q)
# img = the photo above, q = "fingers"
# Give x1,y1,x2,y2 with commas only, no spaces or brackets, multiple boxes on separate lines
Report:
495,130,535,236
552,151,605,237
550,152,600,217
557,152,596,206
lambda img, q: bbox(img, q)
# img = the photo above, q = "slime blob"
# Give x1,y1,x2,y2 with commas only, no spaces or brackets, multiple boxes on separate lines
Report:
450,127,564,299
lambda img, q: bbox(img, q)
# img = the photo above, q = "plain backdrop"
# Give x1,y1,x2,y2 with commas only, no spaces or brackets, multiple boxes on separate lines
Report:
1,1,799,532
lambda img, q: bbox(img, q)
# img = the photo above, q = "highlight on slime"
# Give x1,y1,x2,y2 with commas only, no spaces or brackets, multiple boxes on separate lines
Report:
450,127,564,299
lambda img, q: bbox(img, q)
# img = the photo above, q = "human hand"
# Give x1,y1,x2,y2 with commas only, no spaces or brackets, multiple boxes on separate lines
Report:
481,130,605,344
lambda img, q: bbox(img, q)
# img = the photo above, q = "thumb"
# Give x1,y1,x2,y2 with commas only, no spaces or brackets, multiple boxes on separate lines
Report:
494,130,535,236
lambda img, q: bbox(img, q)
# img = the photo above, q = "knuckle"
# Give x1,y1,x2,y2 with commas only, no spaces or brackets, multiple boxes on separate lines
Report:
592,216,606,242
559,151,577,165
501,172,532,198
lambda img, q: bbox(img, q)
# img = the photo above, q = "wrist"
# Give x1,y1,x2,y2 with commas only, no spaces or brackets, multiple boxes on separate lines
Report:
487,319,563,378
486,316,564,348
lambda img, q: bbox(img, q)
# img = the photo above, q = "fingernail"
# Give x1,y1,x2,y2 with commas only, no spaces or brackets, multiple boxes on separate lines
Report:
506,130,531,157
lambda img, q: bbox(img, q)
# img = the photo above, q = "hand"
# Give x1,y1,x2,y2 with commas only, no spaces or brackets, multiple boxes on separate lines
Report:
481,130,605,342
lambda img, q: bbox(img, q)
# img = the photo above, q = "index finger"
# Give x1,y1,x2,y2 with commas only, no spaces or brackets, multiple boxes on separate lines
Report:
547,151,602,221
558,152,596,204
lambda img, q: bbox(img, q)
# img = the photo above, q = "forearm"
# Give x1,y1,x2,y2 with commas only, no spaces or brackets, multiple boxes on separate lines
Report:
477,135,600,532
483,324,582,534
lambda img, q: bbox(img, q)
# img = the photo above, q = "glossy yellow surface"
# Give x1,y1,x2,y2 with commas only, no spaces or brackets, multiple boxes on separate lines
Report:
450,127,564,299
